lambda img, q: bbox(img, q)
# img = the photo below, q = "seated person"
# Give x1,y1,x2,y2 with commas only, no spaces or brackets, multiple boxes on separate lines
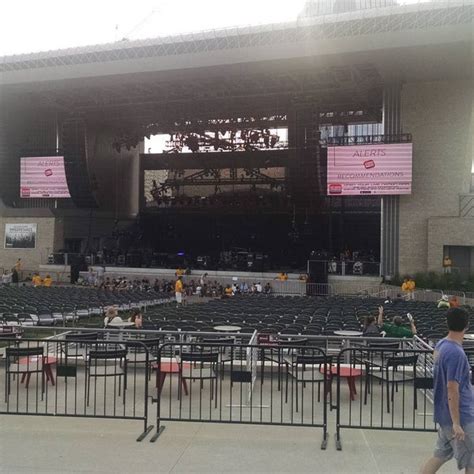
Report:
128,308,143,329
224,285,233,297
43,275,53,287
377,306,417,338
437,295,450,309
448,295,460,308
32,273,43,287
363,315,381,337
103,307,123,327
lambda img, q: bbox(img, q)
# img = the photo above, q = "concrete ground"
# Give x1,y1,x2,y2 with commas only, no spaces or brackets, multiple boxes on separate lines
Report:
0,416,461,474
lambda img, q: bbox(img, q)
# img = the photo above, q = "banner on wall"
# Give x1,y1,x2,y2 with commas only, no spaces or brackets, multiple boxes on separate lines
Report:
4,223,37,249
327,143,413,196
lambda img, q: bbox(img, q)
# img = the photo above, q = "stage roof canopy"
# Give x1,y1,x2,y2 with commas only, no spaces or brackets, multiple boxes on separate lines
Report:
0,1,472,126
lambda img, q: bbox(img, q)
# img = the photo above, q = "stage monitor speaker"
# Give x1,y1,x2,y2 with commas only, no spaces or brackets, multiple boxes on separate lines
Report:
308,260,328,284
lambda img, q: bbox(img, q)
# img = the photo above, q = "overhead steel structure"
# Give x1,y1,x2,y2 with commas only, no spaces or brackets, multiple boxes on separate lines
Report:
0,0,472,275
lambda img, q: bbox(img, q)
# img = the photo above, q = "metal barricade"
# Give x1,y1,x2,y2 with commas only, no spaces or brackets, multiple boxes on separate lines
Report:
0,336,154,441
306,283,333,296
151,340,330,449
334,345,436,450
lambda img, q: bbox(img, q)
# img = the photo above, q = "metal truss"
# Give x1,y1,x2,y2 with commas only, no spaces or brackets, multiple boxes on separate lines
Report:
1,2,471,72
150,167,285,197
325,133,412,145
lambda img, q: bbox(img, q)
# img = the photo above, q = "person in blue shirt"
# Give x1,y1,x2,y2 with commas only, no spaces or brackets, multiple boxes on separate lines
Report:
421,307,473,473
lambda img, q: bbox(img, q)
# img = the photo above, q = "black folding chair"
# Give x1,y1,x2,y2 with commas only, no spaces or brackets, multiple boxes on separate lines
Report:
85,347,128,405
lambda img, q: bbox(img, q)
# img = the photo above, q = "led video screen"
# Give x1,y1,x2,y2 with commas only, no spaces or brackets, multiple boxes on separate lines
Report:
327,143,412,196
20,156,71,198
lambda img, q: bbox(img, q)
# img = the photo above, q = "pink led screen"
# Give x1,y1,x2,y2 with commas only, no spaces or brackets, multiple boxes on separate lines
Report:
327,143,412,196
20,156,71,198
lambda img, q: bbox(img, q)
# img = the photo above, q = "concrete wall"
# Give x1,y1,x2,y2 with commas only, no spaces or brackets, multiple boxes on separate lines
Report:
399,79,474,275
0,216,58,273
427,217,474,272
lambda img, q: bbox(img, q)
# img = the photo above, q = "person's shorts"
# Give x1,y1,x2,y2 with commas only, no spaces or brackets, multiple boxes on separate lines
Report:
175,292,183,304
434,423,474,470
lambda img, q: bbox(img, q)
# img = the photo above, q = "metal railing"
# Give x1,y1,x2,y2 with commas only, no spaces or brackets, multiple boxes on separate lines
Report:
0,326,444,448
334,345,436,450
0,336,154,441
151,339,330,448
11,269,71,284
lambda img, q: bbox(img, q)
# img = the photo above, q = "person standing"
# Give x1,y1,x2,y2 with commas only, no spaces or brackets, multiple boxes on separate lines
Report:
443,256,453,274
421,307,473,473
200,272,208,287
407,277,416,300
14,258,22,282
401,277,411,299
175,276,184,307
11,267,19,286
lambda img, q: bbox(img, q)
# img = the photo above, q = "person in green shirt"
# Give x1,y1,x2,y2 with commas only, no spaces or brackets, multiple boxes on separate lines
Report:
377,306,417,338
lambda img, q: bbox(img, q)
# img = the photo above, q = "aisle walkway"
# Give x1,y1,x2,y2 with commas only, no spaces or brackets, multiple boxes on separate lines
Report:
0,416,460,473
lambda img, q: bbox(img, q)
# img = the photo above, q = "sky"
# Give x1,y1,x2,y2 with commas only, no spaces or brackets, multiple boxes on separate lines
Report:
0,0,426,57
0,0,306,56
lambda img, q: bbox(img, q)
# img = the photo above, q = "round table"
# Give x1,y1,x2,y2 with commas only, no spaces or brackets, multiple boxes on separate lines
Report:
108,321,135,328
152,361,190,395
18,356,57,386
321,365,363,401
333,330,363,337
213,325,241,332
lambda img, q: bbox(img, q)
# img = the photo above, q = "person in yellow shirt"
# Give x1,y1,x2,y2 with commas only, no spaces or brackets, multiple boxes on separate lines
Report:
276,272,288,281
401,278,410,298
175,276,184,307
224,285,233,297
175,268,185,277
32,273,42,287
43,275,53,287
